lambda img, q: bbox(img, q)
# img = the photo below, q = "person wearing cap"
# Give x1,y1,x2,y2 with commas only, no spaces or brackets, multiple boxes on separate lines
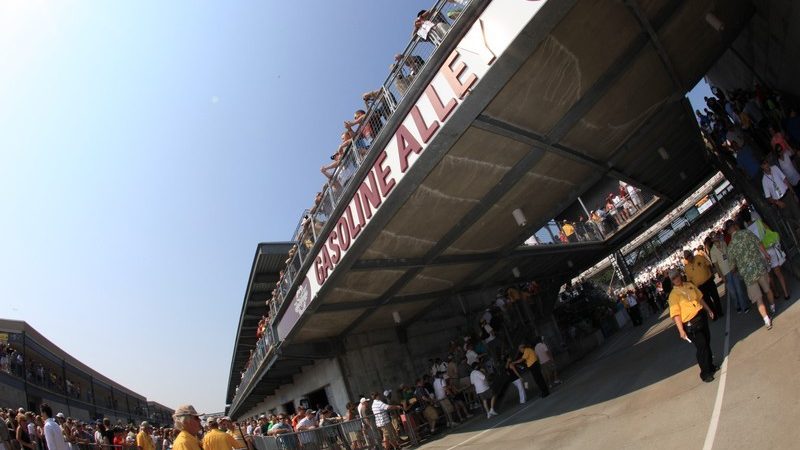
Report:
40,404,68,450
137,422,154,450
725,219,776,329
667,269,717,382
171,405,202,450
218,417,246,450
201,418,239,450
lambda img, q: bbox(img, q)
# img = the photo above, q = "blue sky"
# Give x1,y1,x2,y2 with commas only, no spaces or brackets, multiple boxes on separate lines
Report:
0,0,434,413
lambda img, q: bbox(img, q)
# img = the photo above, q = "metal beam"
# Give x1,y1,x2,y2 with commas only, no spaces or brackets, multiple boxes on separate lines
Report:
473,114,673,201
351,241,605,272
337,2,690,336
624,0,687,92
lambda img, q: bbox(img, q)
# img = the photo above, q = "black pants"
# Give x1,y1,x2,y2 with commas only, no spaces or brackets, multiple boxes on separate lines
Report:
628,305,643,326
686,311,714,379
526,361,550,397
698,278,723,318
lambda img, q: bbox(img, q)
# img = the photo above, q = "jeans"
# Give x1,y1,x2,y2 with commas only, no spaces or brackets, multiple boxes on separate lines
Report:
725,271,748,311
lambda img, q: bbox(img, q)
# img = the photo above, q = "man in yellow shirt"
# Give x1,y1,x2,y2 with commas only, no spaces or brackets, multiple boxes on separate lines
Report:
136,422,154,450
667,269,717,382
202,418,240,450
683,249,723,319
511,344,549,398
172,405,202,450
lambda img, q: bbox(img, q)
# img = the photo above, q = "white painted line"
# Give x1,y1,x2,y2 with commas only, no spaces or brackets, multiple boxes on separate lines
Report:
702,295,732,450
443,393,549,449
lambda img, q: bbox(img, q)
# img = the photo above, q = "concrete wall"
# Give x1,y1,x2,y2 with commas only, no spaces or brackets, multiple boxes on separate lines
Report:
707,0,800,97
0,377,27,409
246,285,563,418
241,358,349,419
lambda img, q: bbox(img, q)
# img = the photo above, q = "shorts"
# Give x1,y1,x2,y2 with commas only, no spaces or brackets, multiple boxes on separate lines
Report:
477,389,494,401
439,398,454,414
745,273,771,304
379,424,397,443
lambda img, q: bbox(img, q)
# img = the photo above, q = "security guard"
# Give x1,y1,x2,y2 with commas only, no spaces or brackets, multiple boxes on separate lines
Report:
667,269,717,382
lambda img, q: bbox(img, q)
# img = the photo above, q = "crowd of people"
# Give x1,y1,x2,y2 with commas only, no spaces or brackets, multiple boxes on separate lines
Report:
231,0,472,405
1,343,94,405
698,83,800,234
529,182,650,246
226,280,565,449
1,405,164,450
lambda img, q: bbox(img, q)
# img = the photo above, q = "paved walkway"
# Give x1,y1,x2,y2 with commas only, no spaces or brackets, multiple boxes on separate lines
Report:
419,285,800,449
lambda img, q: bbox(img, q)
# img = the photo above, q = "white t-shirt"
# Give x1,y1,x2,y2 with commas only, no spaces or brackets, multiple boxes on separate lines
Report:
432,378,447,400
778,152,800,186
470,369,490,394
762,165,790,200
465,349,479,365
534,342,551,364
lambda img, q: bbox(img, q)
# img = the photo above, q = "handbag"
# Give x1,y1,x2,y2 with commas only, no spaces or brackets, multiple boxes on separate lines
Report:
756,220,780,247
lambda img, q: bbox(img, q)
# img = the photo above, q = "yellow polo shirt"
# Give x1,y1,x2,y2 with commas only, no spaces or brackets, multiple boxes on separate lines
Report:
202,429,240,450
684,256,712,286
668,283,704,323
172,431,201,450
136,431,154,450
562,223,575,236
521,347,538,367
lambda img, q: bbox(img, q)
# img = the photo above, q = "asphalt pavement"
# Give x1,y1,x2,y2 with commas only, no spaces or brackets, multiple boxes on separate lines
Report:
418,282,800,450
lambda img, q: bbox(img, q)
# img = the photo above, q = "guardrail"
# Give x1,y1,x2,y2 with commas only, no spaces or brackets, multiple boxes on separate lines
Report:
276,0,474,310
230,0,475,411
230,326,277,407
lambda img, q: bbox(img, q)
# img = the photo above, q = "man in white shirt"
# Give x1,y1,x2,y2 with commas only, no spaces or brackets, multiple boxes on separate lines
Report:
469,363,497,419
534,338,561,387
40,404,69,450
761,160,800,230
432,373,456,427
370,393,402,449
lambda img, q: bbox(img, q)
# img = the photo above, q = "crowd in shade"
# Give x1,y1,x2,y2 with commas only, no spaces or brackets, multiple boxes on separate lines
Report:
231,0,472,400
698,83,800,231
1,405,172,450
223,282,566,449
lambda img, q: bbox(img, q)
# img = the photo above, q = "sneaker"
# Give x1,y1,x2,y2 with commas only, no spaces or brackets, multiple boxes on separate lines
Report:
701,374,715,383
486,413,492,419
743,307,750,313
770,304,777,314
489,409,498,417
765,317,773,330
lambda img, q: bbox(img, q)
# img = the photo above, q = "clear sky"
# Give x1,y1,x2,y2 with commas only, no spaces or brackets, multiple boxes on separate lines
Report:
0,0,435,413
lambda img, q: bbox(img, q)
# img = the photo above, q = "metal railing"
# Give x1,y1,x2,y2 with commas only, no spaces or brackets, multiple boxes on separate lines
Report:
251,416,385,450
230,326,277,407
527,189,657,245
231,0,477,411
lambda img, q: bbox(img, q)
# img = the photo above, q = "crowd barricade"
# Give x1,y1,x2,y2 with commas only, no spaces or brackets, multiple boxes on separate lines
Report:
250,415,397,450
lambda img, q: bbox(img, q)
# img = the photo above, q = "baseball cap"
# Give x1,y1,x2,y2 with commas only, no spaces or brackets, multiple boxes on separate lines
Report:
359,398,368,403
56,413,65,419
140,421,150,428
